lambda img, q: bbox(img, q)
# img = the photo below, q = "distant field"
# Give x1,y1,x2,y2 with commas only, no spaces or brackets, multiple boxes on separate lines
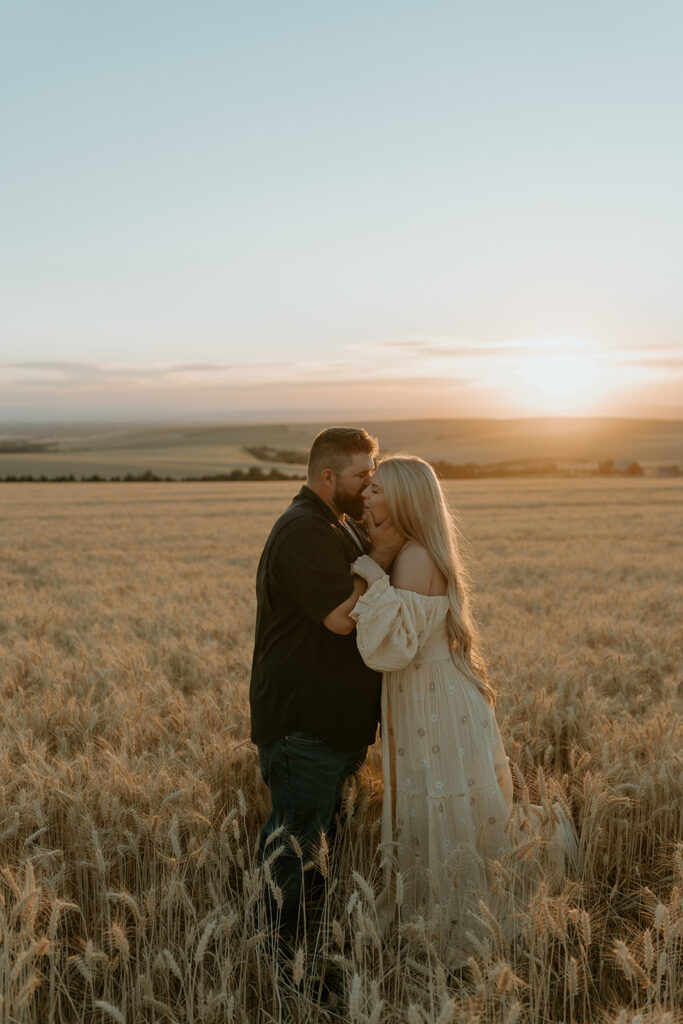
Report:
0,442,284,480
0,416,681,478
1,477,681,1023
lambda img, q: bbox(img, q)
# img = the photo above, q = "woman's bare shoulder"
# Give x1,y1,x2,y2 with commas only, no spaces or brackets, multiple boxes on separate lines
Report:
392,542,447,596
394,541,432,569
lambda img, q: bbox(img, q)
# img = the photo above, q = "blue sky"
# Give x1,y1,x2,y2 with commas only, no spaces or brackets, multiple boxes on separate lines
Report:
2,0,682,420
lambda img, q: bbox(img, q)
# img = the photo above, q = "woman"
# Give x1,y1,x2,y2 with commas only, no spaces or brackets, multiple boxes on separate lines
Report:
348,456,577,961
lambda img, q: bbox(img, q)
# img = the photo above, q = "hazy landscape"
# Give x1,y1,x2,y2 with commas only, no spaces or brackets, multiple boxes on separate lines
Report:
5,0,683,1019
1,417,682,479
1,476,681,1023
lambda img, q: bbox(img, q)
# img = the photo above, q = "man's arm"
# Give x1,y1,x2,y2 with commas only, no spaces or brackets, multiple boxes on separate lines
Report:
276,525,358,628
322,575,367,635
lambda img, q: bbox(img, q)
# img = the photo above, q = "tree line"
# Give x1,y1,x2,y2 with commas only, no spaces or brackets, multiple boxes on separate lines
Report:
0,467,306,483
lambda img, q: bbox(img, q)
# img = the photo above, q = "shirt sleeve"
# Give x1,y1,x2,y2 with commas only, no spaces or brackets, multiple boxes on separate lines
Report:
272,523,355,623
348,574,430,671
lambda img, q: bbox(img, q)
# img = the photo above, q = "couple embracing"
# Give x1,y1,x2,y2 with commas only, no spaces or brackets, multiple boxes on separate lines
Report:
249,427,577,963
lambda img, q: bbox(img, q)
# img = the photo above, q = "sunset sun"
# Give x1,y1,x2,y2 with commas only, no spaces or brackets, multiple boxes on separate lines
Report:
515,349,605,412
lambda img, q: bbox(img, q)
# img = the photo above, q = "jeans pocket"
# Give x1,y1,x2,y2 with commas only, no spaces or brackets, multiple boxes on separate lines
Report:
286,730,325,746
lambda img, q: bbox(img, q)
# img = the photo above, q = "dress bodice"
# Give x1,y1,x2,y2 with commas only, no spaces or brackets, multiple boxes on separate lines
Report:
412,619,451,666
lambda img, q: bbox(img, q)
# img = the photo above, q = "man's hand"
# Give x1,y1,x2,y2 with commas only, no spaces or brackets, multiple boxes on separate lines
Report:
364,513,405,572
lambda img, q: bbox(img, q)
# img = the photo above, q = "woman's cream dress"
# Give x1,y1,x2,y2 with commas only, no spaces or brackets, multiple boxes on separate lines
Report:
349,558,577,962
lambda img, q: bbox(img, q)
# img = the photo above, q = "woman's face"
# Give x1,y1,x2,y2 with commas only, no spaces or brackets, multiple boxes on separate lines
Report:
361,470,389,528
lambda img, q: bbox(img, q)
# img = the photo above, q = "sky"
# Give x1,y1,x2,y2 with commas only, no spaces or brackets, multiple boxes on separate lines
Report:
2,0,682,423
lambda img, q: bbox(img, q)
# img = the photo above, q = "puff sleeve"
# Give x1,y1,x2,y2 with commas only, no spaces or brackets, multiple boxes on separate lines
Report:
349,566,430,672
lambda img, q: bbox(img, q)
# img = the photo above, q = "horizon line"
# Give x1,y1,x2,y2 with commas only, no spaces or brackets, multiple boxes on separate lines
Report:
1,411,683,433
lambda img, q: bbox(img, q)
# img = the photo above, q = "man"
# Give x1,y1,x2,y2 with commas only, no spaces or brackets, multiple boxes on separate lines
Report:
249,426,402,942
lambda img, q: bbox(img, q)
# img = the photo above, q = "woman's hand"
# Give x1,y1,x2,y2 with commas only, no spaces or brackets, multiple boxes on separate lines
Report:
361,514,405,573
351,554,386,586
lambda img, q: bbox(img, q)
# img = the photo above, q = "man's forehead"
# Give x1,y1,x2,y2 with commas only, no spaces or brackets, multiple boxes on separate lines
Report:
342,452,375,475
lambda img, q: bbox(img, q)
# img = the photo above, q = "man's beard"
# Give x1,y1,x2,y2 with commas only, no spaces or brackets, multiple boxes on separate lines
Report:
332,483,364,520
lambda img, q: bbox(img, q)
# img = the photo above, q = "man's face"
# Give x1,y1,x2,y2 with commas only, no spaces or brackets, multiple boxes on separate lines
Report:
331,453,375,519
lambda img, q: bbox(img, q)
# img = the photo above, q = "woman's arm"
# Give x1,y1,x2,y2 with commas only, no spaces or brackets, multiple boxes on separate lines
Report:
349,557,430,672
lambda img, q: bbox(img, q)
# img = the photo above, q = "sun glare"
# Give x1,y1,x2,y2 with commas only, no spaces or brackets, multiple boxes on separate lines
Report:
516,350,605,412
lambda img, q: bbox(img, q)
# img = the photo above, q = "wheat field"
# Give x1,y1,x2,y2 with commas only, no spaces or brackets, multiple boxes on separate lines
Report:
1,478,681,1024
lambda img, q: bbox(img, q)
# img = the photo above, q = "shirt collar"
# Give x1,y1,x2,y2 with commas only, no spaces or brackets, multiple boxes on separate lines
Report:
296,484,340,525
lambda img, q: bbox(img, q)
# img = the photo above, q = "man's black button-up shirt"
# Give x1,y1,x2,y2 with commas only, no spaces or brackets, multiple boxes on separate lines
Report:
249,486,381,750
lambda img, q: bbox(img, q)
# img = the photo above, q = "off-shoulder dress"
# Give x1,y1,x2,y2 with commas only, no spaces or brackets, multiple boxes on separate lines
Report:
349,556,577,961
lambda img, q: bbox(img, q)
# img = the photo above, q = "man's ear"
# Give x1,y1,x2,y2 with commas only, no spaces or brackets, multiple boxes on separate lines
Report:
320,468,335,489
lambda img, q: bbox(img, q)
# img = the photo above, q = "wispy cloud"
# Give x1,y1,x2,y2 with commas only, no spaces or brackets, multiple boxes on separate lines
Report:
2,342,681,422
2,358,475,391
0,357,483,422
4,360,290,377
614,357,683,369
350,338,683,380
6,337,679,397
1,360,300,390
348,336,591,360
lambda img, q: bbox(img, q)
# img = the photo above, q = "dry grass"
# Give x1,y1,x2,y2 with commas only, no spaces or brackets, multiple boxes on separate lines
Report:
0,478,681,1023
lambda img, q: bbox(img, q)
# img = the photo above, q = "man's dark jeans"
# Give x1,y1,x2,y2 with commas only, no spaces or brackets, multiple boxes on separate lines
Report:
257,730,367,941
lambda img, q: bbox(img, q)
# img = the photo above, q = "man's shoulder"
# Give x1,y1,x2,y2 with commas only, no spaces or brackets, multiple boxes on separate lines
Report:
267,499,334,548
274,498,324,531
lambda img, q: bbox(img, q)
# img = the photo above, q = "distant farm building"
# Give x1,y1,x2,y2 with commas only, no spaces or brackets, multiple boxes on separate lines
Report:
614,459,644,475
598,459,645,476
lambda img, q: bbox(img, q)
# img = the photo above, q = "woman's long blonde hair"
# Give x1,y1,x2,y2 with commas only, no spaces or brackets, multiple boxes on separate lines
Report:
376,455,496,707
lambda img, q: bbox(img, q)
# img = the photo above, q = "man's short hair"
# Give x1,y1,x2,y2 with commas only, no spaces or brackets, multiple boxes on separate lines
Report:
307,427,379,478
